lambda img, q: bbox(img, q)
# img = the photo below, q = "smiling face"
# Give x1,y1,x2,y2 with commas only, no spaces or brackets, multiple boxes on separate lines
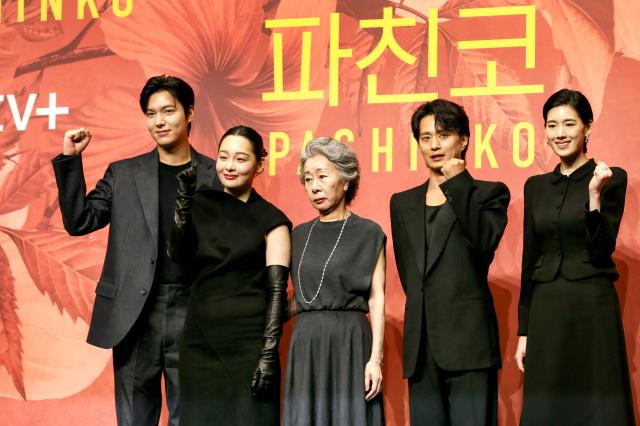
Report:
216,134,263,197
545,104,591,161
145,90,192,150
303,155,347,216
418,114,468,173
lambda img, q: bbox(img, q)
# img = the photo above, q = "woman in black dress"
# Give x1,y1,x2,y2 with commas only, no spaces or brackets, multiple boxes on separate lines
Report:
167,125,291,426
515,89,635,425
283,137,386,426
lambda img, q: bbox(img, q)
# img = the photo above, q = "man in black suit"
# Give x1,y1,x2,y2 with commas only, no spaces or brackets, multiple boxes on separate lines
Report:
390,99,510,425
52,75,221,425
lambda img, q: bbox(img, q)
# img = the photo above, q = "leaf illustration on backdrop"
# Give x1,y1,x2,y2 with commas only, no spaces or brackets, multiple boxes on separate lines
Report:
101,0,336,158
441,32,538,160
0,227,105,324
0,25,19,89
613,0,640,62
0,246,25,399
391,24,435,145
1,0,57,42
338,0,389,21
1,71,44,161
438,0,532,19
19,20,64,42
36,86,154,189
535,0,614,119
0,150,53,215
337,24,379,136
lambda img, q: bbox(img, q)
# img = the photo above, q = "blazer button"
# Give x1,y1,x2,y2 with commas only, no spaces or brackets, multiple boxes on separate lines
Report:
140,289,147,295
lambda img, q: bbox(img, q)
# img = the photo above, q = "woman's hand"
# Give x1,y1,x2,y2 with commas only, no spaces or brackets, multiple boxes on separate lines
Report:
588,161,612,211
515,335,527,373
364,360,383,401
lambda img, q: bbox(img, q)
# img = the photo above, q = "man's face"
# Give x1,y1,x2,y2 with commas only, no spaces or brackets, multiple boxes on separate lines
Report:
145,90,192,150
417,114,467,173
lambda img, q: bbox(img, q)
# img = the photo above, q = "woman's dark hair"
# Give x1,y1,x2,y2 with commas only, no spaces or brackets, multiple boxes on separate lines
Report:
219,125,267,159
139,75,195,134
543,88,593,152
411,99,470,160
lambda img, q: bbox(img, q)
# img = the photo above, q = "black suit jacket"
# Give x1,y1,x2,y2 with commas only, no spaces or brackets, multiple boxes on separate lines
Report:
390,170,510,377
52,147,221,349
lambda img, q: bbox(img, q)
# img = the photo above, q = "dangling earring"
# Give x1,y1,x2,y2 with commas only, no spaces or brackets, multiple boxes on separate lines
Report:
344,184,349,191
584,134,590,145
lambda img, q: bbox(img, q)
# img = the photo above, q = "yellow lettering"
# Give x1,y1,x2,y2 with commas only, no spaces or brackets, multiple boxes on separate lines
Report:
296,130,315,175
333,128,354,143
372,127,393,172
410,136,419,171
474,123,498,168
268,132,290,176
17,0,25,22
513,121,534,168
113,0,133,18
78,0,99,19
41,0,62,21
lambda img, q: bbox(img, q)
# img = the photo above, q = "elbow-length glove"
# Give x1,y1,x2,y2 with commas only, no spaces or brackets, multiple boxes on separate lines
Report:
167,165,197,262
251,264,289,400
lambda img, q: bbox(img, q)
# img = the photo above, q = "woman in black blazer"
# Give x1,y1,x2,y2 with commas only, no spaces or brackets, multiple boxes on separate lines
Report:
515,89,635,425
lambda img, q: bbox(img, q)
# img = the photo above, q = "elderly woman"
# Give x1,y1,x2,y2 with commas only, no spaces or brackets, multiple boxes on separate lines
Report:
515,89,635,425
282,137,386,426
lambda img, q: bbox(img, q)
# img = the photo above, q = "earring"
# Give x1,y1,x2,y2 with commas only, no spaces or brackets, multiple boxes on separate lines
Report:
585,135,590,145
344,185,349,191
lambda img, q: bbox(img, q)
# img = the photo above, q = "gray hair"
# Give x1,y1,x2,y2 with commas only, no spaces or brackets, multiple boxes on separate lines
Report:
299,137,360,205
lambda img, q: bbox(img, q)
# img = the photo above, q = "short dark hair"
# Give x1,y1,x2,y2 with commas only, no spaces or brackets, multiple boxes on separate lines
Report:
139,75,195,133
219,125,267,159
543,89,593,153
411,99,470,160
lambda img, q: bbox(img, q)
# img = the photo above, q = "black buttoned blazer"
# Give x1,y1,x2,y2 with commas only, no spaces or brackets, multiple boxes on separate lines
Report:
390,170,510,377
52,147,221,349
518,159,626,335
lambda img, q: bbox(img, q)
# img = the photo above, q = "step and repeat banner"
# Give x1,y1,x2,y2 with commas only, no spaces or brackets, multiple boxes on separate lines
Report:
0,0,638,424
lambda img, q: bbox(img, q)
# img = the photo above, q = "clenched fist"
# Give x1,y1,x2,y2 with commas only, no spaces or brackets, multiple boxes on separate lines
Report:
441,158,466,179
63,128,92,156
588,160,612,196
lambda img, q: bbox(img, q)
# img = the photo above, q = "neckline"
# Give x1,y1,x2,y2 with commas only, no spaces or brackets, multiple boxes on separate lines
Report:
551,158,595,184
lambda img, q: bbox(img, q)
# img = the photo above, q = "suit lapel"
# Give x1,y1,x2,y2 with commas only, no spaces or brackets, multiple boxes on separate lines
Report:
190,147,218,190
134,150,160,249
401,183,427,279
424,202,457,276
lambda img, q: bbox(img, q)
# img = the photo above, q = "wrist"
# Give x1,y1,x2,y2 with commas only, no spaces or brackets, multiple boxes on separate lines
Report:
367,358,383,367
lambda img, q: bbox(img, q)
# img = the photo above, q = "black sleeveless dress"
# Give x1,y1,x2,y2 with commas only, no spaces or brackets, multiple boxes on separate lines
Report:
178,188,290,426
283,213,386,426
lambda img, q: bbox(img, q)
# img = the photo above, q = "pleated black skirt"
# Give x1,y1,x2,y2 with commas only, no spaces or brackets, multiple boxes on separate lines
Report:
283,310,384,426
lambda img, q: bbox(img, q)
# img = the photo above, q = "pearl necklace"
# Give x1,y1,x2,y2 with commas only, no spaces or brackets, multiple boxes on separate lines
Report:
297,212,351,304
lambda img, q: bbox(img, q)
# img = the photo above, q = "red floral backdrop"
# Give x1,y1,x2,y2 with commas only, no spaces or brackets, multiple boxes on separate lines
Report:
0,1,638,424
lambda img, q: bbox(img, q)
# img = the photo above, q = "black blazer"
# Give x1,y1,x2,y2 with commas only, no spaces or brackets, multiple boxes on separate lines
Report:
390,170,510,377
518,159,626,335
52,147,221,349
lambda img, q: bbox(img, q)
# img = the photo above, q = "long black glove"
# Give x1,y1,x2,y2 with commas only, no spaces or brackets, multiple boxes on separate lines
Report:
251,264,289,400
167,165,197,263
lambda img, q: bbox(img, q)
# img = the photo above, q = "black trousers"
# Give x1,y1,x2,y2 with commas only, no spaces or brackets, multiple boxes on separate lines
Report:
408,310,498,426
113,283,190,426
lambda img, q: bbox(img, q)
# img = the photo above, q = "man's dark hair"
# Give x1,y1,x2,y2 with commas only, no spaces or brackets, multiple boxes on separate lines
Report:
139,75,195,134
411,99,470,160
